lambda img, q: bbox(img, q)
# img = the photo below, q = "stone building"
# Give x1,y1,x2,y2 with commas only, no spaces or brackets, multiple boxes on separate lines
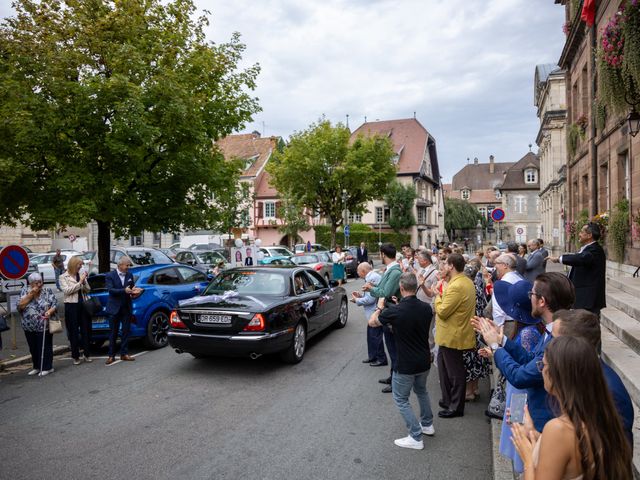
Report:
535,64,567,254
350,118,444,247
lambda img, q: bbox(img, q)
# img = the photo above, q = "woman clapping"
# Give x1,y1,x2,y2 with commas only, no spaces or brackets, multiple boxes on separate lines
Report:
60,256,92,364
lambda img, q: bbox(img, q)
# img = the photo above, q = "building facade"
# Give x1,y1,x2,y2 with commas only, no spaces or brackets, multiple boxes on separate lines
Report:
535,64,567,254
349,118,444,247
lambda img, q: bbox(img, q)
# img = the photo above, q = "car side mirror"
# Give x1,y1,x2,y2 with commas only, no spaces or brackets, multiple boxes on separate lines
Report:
328,279,339,288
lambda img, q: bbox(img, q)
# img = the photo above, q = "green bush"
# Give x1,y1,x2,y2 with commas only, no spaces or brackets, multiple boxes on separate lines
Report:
313,224,411,248
609,198,629,262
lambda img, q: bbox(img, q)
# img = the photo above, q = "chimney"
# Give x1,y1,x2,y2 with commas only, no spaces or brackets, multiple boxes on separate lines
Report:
252,130,261,138
489,155,495,174
473,157,479,165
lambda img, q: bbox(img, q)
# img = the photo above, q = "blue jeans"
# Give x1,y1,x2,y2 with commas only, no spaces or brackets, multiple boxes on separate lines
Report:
54,267,64,290
392,370,433,441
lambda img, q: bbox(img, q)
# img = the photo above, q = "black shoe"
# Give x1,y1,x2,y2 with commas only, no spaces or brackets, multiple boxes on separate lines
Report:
378,377,392,385
438,409,464,419
438,400,448,409
362,358,375,363
381,385,392,393
369,361,388,367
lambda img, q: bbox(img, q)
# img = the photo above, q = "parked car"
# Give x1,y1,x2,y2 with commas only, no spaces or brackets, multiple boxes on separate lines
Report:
259,246,294,258
80,251,99,275
86,264,211,349
109,247,173,270
290,252,333,283
342,246,359,278
30,250,83,283
294,243,329,253
175,249,229,273
258,256,295,266
168,266,348,363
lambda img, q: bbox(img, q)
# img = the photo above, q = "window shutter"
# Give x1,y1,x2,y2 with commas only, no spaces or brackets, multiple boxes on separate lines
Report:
257,202,263,219
275,201,282,218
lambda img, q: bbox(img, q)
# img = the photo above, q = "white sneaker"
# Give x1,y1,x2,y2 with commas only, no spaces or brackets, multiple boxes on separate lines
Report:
27,369,40,376
73,359,81,365
394,435,424,450
83,355,93,363
422,424,435,436
38,368,54,376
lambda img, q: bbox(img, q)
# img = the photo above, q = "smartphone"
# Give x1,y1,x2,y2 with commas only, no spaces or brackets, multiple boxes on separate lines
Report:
509,393,527,424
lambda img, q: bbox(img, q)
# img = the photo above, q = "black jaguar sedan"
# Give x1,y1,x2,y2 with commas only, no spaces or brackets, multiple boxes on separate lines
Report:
168,266,348,363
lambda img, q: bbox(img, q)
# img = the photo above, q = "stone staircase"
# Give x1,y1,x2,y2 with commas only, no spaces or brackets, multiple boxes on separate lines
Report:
601,276,640,477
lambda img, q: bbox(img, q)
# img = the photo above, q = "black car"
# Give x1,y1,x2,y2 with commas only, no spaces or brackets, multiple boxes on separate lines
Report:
168,266,348,363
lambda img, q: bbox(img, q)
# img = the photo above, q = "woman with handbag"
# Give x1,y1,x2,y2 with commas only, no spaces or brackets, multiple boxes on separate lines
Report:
18,272,57,376
60,256,92,364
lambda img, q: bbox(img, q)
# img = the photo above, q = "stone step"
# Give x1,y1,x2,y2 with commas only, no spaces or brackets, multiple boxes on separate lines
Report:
608,276,640,299
606,288,640,322
600,307,640,357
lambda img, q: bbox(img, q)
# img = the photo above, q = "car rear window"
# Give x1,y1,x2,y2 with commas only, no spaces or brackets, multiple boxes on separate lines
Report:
204,271,285,295
291,255,319,265
128,250,172,265
269,248,293,257
196,251,226,264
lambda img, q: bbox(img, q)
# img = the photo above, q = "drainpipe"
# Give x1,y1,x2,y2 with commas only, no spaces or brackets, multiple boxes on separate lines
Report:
590,23,598,217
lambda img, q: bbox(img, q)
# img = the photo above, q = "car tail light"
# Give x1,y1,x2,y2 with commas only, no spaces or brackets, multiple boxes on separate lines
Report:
243,313,265,332
169,310,187,329
314,263,323,271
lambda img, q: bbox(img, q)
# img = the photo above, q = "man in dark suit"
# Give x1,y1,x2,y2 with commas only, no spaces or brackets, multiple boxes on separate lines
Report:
524,239,546,282
368,272,434,450
356,242,368,264
105,256,142,365
244,247,253,266
548,222,606,315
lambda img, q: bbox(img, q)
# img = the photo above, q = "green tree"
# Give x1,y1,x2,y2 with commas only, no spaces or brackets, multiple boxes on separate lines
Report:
208,169,254,246
0,0,260,271
384,180,416,233
277,197,311,249
267,120,396,246
444,198,481,241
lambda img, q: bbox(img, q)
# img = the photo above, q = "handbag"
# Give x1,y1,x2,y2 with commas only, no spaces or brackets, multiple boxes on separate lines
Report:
48,317,63,334
83,296,103,316
0,314,9,333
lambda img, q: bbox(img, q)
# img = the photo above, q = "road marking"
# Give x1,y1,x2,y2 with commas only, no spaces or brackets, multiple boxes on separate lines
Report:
105,350,149,366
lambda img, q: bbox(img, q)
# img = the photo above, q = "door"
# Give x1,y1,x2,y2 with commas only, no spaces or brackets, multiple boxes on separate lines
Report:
293,270,326,334
304,270,337,328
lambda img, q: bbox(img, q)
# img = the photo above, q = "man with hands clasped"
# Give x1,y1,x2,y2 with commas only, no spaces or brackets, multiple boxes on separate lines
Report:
351,262,386,366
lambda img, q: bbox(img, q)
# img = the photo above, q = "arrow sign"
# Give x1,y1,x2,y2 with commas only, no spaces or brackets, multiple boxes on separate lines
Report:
2,279,27,293
0,245,30,280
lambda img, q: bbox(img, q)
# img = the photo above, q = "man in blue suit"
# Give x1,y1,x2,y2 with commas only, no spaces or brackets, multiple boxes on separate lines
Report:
524,239,546,283
474,272,575,431
105,256,142,365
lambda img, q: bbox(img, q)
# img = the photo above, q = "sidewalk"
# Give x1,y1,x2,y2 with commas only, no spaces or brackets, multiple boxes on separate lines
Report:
0,290,69,370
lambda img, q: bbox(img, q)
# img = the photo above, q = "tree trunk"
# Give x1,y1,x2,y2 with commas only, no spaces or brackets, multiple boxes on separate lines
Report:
97,220,111,273
330,222,337,248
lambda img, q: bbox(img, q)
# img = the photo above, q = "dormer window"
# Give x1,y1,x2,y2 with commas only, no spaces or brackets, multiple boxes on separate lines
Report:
392,154,400,165
461,189,470,200
495,189,502,199
524,168,538,184
245,154,259,170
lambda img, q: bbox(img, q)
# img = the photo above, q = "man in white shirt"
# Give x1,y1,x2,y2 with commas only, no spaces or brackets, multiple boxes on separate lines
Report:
491,254,524,331
352,262,385,365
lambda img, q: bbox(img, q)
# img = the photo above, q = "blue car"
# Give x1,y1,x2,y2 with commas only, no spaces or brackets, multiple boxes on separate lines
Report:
258,255,294,266
86,264,211,349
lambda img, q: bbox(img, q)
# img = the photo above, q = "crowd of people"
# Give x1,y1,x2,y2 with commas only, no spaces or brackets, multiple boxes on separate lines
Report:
352,224,634,479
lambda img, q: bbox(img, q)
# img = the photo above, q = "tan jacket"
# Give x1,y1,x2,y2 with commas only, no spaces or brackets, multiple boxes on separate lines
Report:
59,272,91,303
433,273,476,350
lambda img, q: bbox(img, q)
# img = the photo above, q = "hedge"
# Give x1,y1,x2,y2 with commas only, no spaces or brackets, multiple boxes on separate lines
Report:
313,224,411,249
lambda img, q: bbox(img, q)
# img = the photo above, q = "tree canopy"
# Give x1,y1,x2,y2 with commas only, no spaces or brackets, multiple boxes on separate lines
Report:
444,198,482,241
384,180,416,234
266,120,396,246
0,0,260,270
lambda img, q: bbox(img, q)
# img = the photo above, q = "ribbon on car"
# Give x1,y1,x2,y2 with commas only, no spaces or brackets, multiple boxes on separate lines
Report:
179,290,239,307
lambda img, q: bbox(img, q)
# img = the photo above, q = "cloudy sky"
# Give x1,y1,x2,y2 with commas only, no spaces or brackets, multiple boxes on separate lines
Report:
0,0,566,181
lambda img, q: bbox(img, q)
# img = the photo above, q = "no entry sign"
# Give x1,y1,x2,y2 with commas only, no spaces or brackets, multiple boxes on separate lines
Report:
491,208,506,223
0,245,30,280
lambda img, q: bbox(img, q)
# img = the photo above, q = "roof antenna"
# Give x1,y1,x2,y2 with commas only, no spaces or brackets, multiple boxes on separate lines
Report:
364,116,367,123
413,111,416,119
467,157,470,164
528,143,532,152
346,114,349,129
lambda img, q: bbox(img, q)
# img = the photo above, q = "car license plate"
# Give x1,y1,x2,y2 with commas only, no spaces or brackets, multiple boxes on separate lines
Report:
92,317,107,325
198,314,232,324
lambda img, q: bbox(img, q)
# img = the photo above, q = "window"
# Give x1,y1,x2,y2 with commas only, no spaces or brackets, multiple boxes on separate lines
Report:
417,207,427,224
391,154,400,165
152,268,181,285
264,201,276,218
177,267,207,284
478,207,486,219
172,233,180,243
525,169,538,184
620,153,630,200
384,207,390,222
348,212,362,223
304,270,326,290
130,235,142,246
375,207,384,224
513,196,526,214
153,232,161,244
461,189,470,200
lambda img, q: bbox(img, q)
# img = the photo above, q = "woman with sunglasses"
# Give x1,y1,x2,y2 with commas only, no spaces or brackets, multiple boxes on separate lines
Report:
511,336,632,479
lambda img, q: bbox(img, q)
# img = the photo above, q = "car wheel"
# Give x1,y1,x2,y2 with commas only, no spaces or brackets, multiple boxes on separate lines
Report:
280,322,306,364
334,299,348,328
145,311,169,349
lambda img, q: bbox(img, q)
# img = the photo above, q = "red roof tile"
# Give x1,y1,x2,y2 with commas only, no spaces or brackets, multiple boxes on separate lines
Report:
215,133,279,178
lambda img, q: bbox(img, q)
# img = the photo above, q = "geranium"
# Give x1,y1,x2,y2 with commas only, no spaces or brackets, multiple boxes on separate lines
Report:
563,22,571,35
601,11,625,68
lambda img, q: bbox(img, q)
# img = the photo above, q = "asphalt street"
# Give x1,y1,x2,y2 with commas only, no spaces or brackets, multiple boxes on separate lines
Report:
0,278,493,480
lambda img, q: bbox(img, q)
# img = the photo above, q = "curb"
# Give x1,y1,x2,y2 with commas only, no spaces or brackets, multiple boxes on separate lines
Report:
0,345,70,371
491,416,514,480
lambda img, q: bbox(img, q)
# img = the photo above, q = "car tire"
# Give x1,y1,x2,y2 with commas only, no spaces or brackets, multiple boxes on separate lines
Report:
145,310,169,349
334,299,348,329
280,322,306,364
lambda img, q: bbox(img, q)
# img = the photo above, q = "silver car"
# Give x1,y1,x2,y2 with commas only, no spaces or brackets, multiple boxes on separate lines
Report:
290,251,333,283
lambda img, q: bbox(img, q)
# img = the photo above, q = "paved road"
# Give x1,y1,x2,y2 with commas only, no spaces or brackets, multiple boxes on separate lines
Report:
0,279,492,480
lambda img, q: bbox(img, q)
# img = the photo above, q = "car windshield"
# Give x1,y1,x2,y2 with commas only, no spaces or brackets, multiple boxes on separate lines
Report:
128,250,172,265
268,247,293,257
291,255,319,265
81,251,95,260
196,251,226,263
204,271,286,295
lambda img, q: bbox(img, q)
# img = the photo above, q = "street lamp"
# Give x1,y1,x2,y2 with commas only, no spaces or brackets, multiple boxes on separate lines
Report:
628,107,640,137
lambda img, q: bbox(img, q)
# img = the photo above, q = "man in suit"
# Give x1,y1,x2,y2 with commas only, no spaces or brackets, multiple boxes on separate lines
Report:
537,238,549,259
524,238,546,283
548,222,606,315
473,272,575,431
105,256,142,365
363,243,402,390
356,242,369,264
244,248,253,266
368,272,434,449
433,253,476,418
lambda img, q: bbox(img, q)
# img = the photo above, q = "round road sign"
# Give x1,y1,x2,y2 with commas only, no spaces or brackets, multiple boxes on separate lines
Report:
0,245,30,280
516,227,524,235
491,208,506,222
69,234,77,242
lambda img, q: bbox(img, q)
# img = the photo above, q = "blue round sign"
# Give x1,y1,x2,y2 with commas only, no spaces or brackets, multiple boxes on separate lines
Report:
491,208,506,222
0,245,29,280
344,225,350,236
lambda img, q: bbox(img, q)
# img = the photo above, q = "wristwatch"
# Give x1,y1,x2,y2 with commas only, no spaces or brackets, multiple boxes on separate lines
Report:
490,342,500,352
